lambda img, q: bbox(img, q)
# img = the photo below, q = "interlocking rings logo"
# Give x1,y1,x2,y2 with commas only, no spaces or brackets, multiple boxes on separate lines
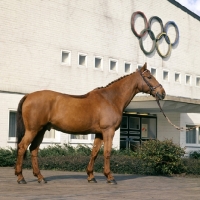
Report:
131,11,179,58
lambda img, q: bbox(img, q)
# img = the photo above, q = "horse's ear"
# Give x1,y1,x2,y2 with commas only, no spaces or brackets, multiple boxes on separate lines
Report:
140,62,147,72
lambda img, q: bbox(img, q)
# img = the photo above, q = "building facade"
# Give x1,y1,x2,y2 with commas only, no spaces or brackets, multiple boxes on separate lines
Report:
0,0,200,154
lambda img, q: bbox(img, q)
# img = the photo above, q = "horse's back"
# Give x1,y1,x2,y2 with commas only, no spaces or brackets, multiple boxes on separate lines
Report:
22,90,102,133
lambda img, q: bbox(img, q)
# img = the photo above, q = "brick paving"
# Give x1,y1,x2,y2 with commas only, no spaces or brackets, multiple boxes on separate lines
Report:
0,167,200,200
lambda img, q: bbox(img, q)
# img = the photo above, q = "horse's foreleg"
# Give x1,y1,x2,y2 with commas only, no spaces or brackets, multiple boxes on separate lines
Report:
102,128,117,184
86,133,103,183
15,131,35,184
30,129,46,183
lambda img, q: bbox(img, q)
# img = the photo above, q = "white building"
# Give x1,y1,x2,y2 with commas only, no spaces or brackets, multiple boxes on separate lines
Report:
0,0,200,154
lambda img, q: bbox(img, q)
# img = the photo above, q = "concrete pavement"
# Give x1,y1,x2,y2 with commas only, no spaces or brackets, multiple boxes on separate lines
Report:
0,167,200,200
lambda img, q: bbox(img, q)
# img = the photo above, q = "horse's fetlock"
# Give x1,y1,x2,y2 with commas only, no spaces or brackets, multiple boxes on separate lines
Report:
15,170,22,176
104,170,111,177
86,166,93,173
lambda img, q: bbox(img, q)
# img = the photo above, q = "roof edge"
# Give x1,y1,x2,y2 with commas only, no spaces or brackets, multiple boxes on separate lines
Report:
132,94,200,105
168,0,200,21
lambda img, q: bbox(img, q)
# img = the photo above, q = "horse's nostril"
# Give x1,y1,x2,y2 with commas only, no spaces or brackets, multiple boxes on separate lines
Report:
162,92,166,98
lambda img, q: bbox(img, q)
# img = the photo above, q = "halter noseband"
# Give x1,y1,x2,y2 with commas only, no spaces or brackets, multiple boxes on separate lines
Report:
139,69,162,95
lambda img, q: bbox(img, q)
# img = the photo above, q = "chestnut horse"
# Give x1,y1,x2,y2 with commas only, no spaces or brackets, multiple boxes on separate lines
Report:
15,63,165,184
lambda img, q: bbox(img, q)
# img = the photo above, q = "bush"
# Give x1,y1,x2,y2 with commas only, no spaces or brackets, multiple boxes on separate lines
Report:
0,147,17,167
189,151,200,159
0,141,190,175
23,154,148,174
136,139,186,175
183,158,200,175
38,144,75,157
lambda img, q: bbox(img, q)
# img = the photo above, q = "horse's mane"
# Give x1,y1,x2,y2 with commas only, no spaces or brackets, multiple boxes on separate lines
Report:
95,72,135,90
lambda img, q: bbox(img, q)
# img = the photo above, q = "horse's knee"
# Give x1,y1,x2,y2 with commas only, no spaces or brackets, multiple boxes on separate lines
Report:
104,151,111,159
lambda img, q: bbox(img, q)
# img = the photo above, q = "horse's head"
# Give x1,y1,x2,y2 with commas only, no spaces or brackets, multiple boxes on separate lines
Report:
138,63,165,100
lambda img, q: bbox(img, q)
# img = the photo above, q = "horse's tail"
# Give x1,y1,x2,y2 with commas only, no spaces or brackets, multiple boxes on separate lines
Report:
16,95,27,145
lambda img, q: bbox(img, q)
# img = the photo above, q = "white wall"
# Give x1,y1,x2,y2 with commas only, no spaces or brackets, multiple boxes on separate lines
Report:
0,92,23,148
157,112,180,144
0,0,200,98
0,0,200,149
180,113,200,154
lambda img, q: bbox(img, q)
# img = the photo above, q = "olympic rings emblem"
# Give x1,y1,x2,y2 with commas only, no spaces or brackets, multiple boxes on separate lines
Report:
131,11,179,58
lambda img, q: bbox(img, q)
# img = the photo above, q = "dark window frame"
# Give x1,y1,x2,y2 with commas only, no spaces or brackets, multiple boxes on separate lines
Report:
120,113,157,150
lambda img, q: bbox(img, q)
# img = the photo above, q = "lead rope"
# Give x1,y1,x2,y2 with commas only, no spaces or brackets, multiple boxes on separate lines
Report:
156,99,199,131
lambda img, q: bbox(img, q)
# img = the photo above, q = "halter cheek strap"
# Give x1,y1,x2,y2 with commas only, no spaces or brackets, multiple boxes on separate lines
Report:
139,70,162,95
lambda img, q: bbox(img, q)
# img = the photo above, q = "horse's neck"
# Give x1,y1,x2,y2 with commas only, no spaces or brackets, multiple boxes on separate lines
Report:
102,73,139,112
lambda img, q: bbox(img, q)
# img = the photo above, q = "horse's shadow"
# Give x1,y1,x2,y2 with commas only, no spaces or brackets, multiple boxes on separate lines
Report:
40,174,144,183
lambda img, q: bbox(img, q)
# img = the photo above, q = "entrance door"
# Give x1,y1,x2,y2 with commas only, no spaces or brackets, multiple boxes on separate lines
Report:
120,114,157,150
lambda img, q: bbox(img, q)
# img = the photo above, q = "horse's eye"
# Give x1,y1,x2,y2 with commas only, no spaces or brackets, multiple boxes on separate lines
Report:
148,76,152,79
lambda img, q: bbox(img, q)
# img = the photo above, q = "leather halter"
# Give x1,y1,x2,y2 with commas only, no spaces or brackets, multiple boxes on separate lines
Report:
139,69,162,95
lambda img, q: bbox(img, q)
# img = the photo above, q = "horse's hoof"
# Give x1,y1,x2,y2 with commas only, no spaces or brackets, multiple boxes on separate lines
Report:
17,178,27,184
107,179,117,185
88,178,97,183
38,178,47,183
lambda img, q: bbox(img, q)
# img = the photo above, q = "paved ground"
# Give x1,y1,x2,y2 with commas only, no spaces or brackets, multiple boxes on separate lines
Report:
0,167,200,200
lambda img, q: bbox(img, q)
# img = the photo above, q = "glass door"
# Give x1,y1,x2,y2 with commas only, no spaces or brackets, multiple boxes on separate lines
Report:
120,114,157,150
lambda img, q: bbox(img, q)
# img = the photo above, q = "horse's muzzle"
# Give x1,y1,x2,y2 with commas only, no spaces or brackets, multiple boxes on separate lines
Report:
156,92,165,100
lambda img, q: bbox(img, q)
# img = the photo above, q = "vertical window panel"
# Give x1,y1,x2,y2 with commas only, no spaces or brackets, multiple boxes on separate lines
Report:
186,125,196,144
129,117,140,130
9,111,17,137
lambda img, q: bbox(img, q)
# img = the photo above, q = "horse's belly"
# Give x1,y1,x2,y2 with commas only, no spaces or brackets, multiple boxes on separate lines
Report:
51,112,98,134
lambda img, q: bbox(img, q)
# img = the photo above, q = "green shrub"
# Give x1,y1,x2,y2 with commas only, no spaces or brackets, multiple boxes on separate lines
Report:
0,141,190,175
183,158,200,175
38,144,75,157
0,147,17,167
22,154,148,174
75,145,92,156
189,151,200,159
136,139,186,175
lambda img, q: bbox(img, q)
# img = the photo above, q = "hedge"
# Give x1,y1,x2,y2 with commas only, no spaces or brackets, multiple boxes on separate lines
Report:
1,140,200,175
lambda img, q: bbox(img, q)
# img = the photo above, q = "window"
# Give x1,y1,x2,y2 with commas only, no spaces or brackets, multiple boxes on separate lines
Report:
78,53,87,67
71,135,88,140
61,50,71,66
44,129,55,139
163,70,169,81
94,56,103,70
196,77,200,87
9,111,17,138
109,59,118,72
151,68,156,77
124,62,131,74
185,74,191,85
186,125,200,144
121,116,128,129
120,113,157,150
129,117,140,130
137,64,142,70
70,134,95,143
141,118,156,139
175,72,181,83
8,111,56,141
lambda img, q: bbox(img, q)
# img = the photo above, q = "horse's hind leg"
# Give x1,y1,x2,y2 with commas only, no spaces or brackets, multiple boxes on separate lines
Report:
15,130,37,184
29,128,47,183
86,133,103,183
